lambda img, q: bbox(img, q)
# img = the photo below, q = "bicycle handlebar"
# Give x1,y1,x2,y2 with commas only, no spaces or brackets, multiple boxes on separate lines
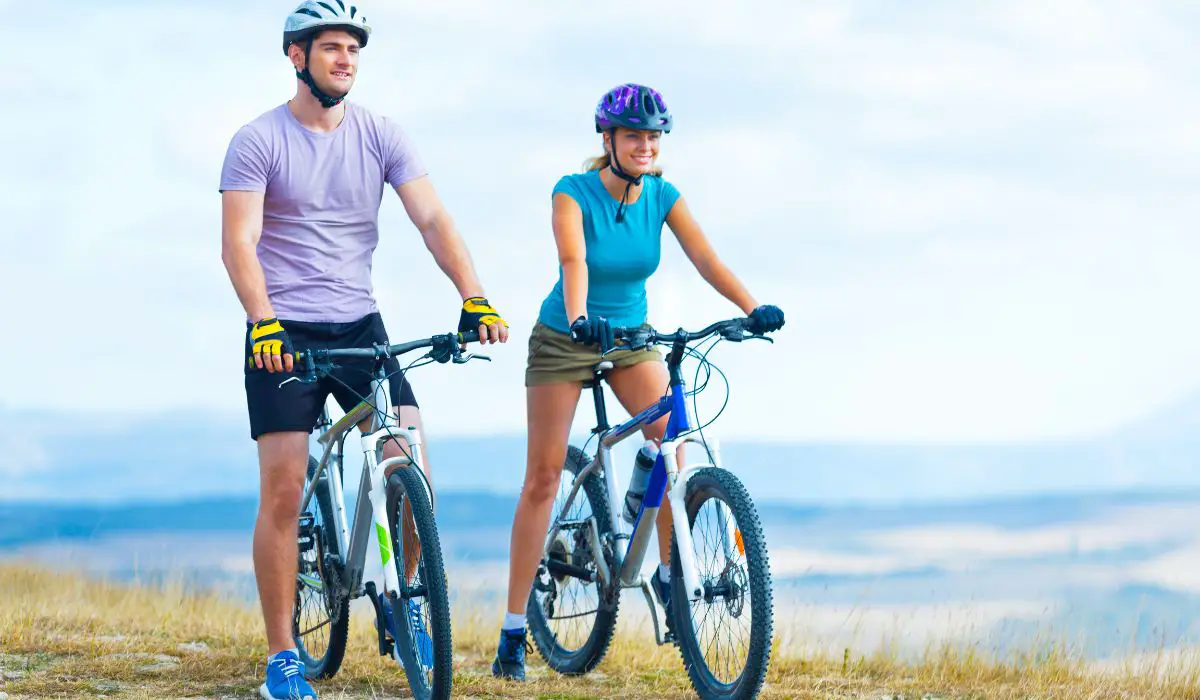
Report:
286,331,487,387
294,330,481,364
608,317,769,353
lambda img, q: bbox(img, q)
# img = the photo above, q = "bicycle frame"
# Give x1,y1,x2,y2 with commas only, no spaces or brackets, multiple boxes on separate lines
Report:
548,353,727,605
299,370,428,605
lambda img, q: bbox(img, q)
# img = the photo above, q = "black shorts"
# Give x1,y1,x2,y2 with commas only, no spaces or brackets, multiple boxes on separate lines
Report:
244,312,418,440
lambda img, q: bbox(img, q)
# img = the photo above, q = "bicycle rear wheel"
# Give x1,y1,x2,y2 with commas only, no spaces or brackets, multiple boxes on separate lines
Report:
385,466,453,700
670,467,774,700
527,445,620,675
293,456,349,679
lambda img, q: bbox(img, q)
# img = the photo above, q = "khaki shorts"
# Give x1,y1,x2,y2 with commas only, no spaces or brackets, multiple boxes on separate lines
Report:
525,321,662,386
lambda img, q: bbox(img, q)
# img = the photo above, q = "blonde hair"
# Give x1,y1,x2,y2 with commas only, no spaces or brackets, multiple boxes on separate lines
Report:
583,133,664,176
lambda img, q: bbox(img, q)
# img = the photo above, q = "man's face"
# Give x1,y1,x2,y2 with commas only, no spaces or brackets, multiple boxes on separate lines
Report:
291,29,361,96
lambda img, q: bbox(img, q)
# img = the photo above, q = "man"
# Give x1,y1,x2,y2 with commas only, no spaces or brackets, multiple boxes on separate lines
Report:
219,3,508,698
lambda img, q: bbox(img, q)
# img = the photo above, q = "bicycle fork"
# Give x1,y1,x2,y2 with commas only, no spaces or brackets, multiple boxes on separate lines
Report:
362,424,426,663
617,438,711,603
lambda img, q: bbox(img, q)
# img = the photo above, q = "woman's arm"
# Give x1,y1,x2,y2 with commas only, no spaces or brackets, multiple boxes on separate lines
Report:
552,192,589,324
666,196,758,314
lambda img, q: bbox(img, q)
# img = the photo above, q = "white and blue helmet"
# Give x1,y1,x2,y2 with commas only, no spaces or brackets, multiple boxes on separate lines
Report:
282,1,372,56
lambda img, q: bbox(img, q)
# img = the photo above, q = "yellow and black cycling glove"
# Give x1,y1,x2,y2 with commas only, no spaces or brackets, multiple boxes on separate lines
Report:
246,317,295,368
458,297,508,335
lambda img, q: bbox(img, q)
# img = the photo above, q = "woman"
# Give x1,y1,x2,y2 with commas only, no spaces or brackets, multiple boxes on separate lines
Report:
492,83,785,680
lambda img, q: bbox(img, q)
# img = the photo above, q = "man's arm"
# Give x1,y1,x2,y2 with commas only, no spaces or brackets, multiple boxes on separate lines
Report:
221,190,273,321
394,176,509,344
394,176,486,300
221,190,293,372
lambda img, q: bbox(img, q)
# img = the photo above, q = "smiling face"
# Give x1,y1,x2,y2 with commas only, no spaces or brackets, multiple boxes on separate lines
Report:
605,127,662,177
289,28,361,96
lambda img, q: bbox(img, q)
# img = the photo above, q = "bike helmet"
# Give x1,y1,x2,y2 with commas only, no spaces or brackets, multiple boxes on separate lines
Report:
594,83,673,134
282,1,372,108
283,1,371,55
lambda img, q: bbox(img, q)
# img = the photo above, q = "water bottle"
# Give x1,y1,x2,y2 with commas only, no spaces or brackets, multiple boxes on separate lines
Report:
623,440,660,524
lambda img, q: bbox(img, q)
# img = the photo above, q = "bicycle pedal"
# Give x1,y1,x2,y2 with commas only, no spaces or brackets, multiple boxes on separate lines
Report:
296,514,317,552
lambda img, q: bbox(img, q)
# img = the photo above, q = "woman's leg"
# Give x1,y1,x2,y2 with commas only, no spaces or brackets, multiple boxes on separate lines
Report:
503,381,583,618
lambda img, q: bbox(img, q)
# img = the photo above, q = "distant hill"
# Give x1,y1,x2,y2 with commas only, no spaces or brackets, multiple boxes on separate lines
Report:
6,391,1200,505
5,485,1199,550
1112,390,1200,443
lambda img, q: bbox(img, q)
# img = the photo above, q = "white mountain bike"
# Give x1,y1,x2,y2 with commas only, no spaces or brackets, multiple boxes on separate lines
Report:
288,329,487,700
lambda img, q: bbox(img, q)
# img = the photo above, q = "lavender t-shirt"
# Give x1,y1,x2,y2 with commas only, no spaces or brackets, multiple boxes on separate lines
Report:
219,102,426,322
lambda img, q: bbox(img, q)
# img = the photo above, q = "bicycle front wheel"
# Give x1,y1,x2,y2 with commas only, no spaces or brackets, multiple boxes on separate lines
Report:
293,456,349,679
385,466,453,700
670,467,774,700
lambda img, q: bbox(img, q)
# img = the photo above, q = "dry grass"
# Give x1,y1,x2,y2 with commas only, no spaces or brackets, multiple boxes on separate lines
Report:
2,564,1199,698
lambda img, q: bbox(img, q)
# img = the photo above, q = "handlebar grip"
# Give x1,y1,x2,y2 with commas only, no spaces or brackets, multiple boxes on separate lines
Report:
457,330,481,344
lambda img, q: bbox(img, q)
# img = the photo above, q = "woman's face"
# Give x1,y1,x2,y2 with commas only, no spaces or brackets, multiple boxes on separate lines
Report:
607,128,661,176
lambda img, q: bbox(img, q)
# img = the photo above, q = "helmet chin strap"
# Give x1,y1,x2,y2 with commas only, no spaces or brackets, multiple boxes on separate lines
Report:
607,130,643,223
296,40,348,109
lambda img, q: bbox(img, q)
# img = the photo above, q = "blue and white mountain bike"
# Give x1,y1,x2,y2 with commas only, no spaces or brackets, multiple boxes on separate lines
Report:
527,316,776,700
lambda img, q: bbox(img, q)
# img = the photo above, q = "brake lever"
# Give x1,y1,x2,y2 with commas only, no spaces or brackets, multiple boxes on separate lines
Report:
278,372,319,388
453,352,492,364
746,334,774,344
278,352,321,387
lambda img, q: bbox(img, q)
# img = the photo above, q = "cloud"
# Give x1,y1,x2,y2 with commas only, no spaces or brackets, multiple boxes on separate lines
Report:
3,1,1198,444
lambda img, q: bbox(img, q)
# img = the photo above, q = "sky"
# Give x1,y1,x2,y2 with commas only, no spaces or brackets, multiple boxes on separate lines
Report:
3,0,1200,444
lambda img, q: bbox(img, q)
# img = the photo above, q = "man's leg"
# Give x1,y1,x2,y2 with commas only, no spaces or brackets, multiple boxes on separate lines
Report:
253,431,311,655
243,317,331,700
244,317,327,657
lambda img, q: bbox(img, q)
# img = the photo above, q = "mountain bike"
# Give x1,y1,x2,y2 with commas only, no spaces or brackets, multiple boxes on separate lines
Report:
287,329,488,700
527,317,776,700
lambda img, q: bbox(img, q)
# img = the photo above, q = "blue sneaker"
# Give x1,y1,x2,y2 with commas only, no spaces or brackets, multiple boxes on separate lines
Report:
491,627,527,681
407,598,434,668
259,649,317,700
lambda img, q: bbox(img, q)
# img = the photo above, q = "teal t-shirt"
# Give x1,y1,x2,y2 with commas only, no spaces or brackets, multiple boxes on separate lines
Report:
537,170,681,333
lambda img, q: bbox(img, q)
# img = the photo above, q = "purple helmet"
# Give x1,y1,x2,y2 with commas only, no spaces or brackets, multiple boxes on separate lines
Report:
595,83,673,134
